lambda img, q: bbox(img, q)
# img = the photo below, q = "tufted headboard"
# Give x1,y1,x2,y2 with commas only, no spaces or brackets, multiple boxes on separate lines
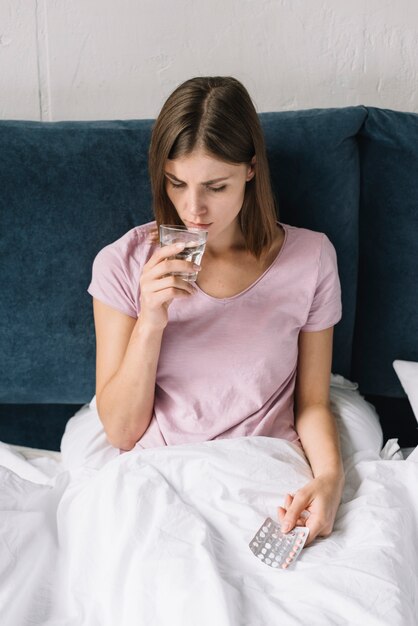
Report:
1,107,417,449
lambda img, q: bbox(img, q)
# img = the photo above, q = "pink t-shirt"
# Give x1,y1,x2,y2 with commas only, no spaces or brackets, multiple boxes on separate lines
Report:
87,220,342,450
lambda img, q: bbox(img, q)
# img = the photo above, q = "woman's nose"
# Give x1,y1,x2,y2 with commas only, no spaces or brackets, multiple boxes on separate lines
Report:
185,189,207,215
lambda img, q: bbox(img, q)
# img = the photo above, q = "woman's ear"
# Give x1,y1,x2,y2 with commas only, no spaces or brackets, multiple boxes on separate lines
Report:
246,155,256,181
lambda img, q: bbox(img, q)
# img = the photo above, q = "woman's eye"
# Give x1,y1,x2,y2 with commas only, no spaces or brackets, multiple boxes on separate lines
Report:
209,185,226,193
169,182,185,189
167,181,226,193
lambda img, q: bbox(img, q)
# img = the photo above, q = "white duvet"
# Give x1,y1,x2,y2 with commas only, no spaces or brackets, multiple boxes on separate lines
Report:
1,433,418,626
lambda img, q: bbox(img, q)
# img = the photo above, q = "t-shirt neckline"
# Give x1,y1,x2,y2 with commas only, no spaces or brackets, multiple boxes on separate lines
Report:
194,221,288,303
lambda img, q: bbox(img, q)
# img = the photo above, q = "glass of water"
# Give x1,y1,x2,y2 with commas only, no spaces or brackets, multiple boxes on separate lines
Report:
159,224,208,282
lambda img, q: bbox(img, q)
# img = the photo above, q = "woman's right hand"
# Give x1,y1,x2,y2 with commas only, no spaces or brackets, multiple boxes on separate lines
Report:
139,242,200,330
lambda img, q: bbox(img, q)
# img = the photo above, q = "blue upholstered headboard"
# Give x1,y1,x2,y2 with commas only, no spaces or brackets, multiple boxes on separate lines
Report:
1,107,417,449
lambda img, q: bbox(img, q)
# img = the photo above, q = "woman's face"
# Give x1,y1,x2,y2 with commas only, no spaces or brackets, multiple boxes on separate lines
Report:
164,148,255,249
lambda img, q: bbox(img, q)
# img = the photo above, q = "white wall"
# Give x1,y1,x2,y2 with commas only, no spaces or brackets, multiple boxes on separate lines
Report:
2,0,418,121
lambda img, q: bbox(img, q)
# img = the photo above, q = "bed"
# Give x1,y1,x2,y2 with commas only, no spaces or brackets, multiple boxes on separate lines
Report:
0,374,417,625
1,106,418,625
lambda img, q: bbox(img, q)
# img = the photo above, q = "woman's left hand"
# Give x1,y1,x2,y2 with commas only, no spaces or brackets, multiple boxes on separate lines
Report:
277,473,344,546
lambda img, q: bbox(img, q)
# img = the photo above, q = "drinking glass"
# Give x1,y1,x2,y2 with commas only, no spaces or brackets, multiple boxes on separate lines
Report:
159,224,208,282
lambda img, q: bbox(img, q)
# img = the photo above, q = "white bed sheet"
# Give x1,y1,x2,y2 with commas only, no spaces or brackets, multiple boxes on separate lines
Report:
1,435,417,626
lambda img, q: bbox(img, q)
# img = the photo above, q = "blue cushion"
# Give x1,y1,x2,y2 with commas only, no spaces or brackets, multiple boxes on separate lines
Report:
352,108,418,396
0,120,154,402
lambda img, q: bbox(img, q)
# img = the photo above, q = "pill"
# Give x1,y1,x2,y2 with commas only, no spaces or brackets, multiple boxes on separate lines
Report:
289,551,296,557
265,558,271,565
282,563,288,569
265,543,271,549
269,552,275,558
286,557,292,564
272,562,278,568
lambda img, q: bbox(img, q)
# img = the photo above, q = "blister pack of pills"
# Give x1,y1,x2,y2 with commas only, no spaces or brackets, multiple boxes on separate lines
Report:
249,517,309,569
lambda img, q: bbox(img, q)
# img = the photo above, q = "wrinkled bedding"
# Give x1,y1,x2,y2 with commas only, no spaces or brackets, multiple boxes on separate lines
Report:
0,435,417,626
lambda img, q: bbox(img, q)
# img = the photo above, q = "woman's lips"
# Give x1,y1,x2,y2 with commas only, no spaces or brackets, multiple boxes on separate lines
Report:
186,221,212,229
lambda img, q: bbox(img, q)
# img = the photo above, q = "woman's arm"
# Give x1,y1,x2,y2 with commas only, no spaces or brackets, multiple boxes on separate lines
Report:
94,240,197,451
277,327,345,544
94,298,165,451
294,327,344,480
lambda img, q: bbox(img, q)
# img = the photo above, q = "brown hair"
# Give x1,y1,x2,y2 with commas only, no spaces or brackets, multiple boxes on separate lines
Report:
148,76,279,260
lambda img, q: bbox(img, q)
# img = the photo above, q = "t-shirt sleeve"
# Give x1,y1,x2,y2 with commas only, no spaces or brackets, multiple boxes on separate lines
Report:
87,244,138,318
301,234,342,332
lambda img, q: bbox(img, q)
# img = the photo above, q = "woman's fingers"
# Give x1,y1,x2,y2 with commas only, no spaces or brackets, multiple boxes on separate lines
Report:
145,241,187,269
138,240,202,328
277,478,341,547
151,274,196,295
277,505,306,528
141,241,200,300
144,241,201,283
148,258,201,282
146,227,159,245
284,492,294,508
279,491,311,532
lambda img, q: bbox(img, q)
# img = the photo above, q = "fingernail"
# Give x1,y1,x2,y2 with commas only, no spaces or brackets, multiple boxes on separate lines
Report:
281,522,290,533
175,242,186,249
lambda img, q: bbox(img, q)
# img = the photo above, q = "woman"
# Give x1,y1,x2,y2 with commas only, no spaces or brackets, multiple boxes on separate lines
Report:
83,76,344,546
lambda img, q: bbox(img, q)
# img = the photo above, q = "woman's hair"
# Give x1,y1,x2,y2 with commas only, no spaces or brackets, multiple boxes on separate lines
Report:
148,76,279,259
